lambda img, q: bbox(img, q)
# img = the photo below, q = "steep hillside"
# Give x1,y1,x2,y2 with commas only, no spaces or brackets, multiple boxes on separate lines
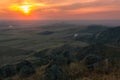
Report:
77,44,120,61
72,25,109,42
92,26,120,45
76,26,120,46
0,44,120,80
33,44,120,66
80,25,108,33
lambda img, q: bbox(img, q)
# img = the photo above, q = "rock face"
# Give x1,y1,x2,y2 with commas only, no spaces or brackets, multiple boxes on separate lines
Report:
45,65,67,80
0,65,16,78
16,60,35,77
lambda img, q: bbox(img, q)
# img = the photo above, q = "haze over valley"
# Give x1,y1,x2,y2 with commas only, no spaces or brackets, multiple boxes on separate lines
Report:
0,0,120,80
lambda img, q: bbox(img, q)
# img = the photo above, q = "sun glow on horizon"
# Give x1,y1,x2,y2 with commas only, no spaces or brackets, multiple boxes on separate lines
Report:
20,5,31,14
9,1,46,15
9,2,33,15
19,3,33,15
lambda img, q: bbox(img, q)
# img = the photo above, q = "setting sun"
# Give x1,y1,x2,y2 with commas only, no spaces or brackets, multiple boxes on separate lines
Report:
9,1,35,15
8,0,48,16
9,1,47,16
19,4,32,14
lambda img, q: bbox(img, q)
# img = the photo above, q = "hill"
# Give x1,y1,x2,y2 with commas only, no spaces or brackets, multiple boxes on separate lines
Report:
33,44,120,66
92,26,120,45
80,25,108,33
76,26,120,46
0,44,120,80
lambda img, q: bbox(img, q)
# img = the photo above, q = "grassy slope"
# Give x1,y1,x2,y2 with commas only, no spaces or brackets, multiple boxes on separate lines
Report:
0,46,33,65
8,44,120,80
0,25,88,51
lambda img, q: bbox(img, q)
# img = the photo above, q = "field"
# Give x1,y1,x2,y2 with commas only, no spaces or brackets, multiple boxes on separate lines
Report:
0,23,89,51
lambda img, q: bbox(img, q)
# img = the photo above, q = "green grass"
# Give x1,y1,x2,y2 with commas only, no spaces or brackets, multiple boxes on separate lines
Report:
0,25,88,51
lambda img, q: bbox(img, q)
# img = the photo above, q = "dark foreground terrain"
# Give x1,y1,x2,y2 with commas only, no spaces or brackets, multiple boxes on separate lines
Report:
0,22,120,80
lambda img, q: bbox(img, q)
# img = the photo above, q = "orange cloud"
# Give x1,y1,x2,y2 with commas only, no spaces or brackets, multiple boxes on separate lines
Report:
0,0,120,20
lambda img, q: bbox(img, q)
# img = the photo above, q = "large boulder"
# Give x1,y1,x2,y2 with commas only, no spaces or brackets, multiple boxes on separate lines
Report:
16,60,35,77
0,65,16,78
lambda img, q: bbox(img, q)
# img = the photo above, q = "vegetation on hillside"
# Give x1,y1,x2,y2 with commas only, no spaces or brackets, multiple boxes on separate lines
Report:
0,25,120,80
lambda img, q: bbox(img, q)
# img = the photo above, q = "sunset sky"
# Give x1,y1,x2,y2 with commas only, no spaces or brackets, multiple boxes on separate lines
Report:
0,0,120,20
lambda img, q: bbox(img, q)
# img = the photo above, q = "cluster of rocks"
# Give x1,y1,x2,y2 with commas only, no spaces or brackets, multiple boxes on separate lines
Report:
0,60,35,79
0,60,68,80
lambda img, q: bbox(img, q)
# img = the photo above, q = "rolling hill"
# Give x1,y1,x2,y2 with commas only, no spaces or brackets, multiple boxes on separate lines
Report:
92,26,120,45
